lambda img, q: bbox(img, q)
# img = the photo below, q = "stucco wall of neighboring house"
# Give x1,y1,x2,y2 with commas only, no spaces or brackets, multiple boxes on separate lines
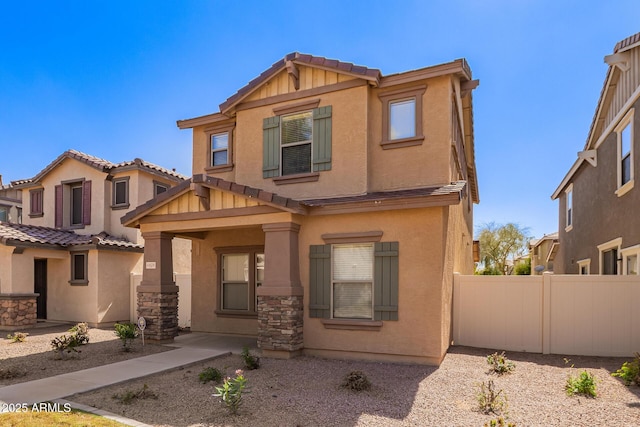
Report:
96,250,141,324
47,251,99,324
24,158,108,234
300,208,449,365
557,100,640,274
368,75,453,192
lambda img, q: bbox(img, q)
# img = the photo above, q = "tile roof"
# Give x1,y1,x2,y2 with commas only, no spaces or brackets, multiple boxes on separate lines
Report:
219,52,381,113
614,31,640,53
11,149,187,187
301,182,467,206
0,222,143,250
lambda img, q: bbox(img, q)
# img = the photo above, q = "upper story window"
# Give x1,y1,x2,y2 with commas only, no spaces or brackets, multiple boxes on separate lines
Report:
616,109,634,196
154,182,169,196
263,100,331,184
0,205,8,222
598,237,622,275
29,188,44,218
620,245,640,275
565,185,573,231
378,85,426,149
281,111,313,176
55,180,91,229
205,124,234,173
16,207,22,224
112,177,129,209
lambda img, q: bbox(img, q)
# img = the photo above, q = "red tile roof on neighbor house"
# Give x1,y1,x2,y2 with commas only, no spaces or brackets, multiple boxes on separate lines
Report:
0,222,143,251
218,52,382,113
11,149,187,187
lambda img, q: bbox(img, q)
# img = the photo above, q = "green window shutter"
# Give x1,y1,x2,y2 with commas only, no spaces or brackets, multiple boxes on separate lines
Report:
263,116,280,178
309,244,331,318
374,242,399,321
312,106,332,172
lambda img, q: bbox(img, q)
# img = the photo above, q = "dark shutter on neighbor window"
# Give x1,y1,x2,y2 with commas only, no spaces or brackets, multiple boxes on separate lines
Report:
263,116,280,178
309,244,331,318
374,242,399,321
312,106,332,172
54,185,63,228
82,181,91,226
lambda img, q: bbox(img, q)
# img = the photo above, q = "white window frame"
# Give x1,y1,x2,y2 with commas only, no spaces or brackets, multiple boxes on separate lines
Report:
615,108,634,197
597,237,622,275
330,243,374,320
565,184,573,232
577,258,590,275
280,111,313,176
620,244,640,275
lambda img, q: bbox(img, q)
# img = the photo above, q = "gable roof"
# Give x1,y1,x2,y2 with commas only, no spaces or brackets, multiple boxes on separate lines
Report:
218,52,382,115
12,149,187,188
0,222,143,251
552,31,640,199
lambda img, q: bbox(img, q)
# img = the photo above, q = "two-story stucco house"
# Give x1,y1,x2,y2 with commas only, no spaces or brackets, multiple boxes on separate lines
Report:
123,53,480,365
529,232,558,274
552,32,640,275
0,150,188,329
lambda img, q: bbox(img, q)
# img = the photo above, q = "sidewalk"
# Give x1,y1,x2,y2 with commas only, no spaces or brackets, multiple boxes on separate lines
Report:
0,333,256,406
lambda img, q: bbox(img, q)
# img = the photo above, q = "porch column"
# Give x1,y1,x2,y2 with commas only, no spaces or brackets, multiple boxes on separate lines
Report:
137,231,178,342
258,222,304,358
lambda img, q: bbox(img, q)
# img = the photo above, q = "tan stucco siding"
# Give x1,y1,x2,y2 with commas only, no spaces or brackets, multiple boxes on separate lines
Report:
192,85,369,199
47,252,98,324
0,247,66,294
300,208,448,362
96,250,140,324
190,228,265,335
368,76,453,192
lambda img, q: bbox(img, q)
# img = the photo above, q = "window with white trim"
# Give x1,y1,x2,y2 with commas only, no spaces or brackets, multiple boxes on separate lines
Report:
598,238,622,275
218,248,263,315
565,185,573,231
620,245,640,275
332,243,374,319
616,109,634,196
577,259,590,275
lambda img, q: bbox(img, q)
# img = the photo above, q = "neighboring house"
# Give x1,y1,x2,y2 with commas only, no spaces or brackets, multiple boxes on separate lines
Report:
529,232,558,274
123,53,480,365
552,32,640,275
0,150,188,330
0,176,22,223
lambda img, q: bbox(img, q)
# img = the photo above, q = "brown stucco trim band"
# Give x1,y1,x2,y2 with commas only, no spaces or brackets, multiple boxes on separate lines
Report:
321,231,383,244
272,98,321,116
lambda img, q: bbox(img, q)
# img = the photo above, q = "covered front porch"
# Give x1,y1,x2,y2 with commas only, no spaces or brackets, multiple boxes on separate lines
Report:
123,175,307,358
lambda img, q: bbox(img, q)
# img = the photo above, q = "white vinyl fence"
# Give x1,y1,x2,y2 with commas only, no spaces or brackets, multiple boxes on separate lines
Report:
130,273,192,328
453,273,640,357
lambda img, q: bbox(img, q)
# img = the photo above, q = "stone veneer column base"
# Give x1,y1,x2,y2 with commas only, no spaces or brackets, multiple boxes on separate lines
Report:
137,290,179,342
257,295,303,356
0,294,37,331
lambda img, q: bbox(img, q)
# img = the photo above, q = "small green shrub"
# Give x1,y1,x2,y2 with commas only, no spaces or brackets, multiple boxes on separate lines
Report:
213,369,248,414
112,384,157,404
341,370,371,392
566,370,597,397
484,417,516,427
241,346,260,370
114,322,138,352
6,332,29,343
611,353,640,386
477,380,508,415
487,351,516,375
51,322,90,358
199,367,223,384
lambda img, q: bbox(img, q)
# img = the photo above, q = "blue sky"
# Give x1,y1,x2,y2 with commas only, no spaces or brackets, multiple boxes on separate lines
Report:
0,1,638,239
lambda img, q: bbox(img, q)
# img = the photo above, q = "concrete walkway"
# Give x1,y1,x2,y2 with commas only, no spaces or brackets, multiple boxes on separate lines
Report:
0,333,256,406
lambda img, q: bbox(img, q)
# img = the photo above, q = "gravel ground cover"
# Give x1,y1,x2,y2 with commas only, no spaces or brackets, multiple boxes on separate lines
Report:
0,323,170,386
3,324,639,426
71,346,640,427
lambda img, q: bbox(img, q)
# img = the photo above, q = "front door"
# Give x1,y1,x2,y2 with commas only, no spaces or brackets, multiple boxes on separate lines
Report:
34,259,47,319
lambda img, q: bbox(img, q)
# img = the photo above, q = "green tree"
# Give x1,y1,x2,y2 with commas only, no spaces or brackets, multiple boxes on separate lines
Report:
514,257,531,275
476,222,530,275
